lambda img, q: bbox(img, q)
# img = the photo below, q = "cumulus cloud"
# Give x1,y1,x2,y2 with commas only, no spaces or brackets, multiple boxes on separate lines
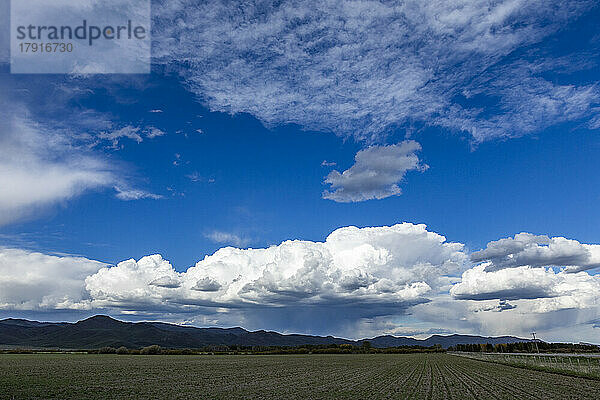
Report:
153,0,599,142
0,248,105,310
339,315,456,339
471,233,600,272
191,277,222,292
78,223,466,332
85,255,184,309
497,300,517,312
149,275,182,289
87,224,466,315
449,233,600,338
439,260,600,341
453,264,559,301
419,290,600,339
1,225,598,340
417,264,600,340
323,141,426,202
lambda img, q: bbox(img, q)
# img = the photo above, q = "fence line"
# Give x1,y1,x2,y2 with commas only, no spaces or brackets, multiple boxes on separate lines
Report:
450,352,600,378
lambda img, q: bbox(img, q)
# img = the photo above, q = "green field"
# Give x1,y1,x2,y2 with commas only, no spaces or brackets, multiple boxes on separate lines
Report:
453,352,600,380
1,353,599,399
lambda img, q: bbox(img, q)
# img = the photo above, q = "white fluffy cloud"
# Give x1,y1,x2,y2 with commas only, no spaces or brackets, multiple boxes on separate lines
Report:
1,225,599,340
436,236,600,340
0,248,105,310
85,254,184,309
153,0,599,142
85,224,467,314
322,141,426,202
414,291,600,342
413,264,600,341
471,233,600,272
451,264,600,308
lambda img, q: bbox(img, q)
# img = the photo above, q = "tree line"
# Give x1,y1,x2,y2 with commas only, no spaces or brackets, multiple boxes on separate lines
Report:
90,342,446,355
448,342,599,353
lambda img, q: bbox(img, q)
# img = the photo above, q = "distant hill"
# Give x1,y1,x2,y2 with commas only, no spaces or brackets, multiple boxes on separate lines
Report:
0,315,531,349
367,334,533,348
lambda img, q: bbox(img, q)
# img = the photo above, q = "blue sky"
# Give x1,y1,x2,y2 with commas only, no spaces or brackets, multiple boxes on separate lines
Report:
0,0,599,342
3,68,598,267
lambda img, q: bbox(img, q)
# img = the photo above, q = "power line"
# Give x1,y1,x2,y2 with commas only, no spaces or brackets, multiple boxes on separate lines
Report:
531,332,540,353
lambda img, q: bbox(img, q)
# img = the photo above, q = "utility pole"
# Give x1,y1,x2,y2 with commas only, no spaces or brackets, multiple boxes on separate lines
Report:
531,332,540,353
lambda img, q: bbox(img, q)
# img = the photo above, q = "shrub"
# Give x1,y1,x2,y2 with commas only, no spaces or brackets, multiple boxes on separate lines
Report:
164,348,195,355
140,345,162,355
116,346,129,355
98,346,117,354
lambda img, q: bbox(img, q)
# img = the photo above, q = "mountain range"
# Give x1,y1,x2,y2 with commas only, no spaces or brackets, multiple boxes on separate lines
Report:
0,315,532,349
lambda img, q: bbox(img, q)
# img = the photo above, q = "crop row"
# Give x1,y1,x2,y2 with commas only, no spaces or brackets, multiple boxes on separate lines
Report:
453,352,600,380
1,353,600,399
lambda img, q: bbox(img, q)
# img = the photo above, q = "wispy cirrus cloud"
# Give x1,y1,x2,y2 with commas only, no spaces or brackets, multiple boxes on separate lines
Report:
0,108,114,226
98,125,167,149
0,98,162,226
114,187,163,201
204,231,252,248
144,126,166,139
99,126,144,147
153,0,599,142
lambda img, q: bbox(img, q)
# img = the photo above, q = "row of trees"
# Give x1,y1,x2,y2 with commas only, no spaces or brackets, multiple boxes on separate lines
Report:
98,345,164,355
92,342,445,355
448,342,600,353
5,342,596,355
